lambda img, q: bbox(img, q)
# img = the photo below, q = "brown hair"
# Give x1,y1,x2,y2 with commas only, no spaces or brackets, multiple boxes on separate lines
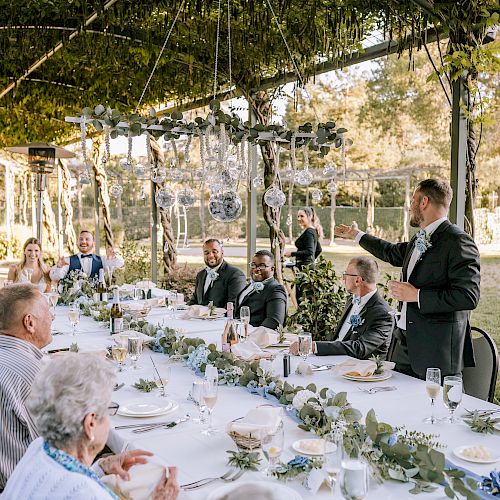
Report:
299,207,324,240
415,179,453,209
13,238,51,284
0,284,40,331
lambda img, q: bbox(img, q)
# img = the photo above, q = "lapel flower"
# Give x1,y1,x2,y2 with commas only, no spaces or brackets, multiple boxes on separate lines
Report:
254,281,264,292
415,229,432,254
349,313,364,328
206,268,219,281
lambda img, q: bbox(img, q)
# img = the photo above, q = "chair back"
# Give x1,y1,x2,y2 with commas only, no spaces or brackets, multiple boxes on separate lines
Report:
463,327,499,403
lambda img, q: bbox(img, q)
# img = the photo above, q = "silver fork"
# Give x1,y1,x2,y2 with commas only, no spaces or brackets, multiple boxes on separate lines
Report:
358,386,397,394
182,469,245,490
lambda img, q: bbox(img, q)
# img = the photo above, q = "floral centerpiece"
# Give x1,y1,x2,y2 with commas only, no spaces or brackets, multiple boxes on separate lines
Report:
58,270,96,305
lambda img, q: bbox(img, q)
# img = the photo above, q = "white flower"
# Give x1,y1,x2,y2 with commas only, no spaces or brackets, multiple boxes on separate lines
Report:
292,389,317,411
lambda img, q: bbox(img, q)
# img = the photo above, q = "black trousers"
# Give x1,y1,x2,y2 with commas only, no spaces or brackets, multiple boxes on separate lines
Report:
392,327,424,380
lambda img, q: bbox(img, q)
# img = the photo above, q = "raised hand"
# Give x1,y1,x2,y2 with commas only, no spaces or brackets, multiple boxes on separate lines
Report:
106,247,116,259
56,256,69,268
334,221,359,240
98,449,153,480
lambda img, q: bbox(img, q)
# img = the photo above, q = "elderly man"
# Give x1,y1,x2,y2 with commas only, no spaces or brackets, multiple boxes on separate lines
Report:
335,179,480,378
235,250,287,330
291,256,393,359
0,284,54,490
188,238,246,308
50,230,124,281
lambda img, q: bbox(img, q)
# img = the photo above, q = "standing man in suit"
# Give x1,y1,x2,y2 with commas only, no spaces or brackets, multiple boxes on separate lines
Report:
235,250,287,330
188,238,246,308
50,230,124,282
290,256,393,359
334,179,480,379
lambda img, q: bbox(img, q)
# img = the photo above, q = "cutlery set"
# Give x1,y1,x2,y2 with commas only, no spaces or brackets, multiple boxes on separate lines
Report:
358,386,397,394
114,414,190,433
181,469,246,490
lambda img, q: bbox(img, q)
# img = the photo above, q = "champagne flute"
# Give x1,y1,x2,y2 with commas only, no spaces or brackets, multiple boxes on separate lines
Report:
190,380,207,424
324,433,343,495
133,286,141,301
339,458,369,500
443,375,463,423
49,291,59,314
127,337,143,369
201,379,218,436
424,368,441,424
261,423,284,475
298,331,312,363
157,365,171,397
112,345,127,372
25,267,34,283
387,270,402,320
68,305,80,336
240,306,250,338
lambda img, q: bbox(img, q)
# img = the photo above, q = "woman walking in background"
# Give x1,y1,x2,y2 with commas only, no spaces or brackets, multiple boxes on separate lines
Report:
7,238,51,292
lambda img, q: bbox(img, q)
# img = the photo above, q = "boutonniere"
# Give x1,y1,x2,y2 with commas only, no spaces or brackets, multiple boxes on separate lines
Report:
415,229,432,254
254,282,264,292
206,268,219,281
349,313,364,328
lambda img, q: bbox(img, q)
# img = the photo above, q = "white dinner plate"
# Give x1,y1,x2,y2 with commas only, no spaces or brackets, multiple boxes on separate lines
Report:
342,371,392,382
453,445,500,464
117,399,177,417
207,481,302,500
292,438,325,456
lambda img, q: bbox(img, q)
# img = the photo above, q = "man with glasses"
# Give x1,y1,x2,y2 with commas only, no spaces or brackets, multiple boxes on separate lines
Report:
235,250,287,329
290,256,393,359
188,238,247,308
0,284,54,490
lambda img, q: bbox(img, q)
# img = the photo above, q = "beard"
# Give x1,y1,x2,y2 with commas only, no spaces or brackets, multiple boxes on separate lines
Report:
409,207,423,227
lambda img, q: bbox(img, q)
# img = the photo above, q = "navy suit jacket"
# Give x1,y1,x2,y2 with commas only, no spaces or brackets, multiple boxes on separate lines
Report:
69,254,103,280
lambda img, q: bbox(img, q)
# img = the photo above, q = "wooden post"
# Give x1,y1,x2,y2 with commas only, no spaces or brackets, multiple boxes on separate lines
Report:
403,175,411,241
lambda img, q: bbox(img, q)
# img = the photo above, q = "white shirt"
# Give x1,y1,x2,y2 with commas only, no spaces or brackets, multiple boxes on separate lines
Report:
237,277,273,306
50,253,124,281
337,289,377,341
203,261,224,294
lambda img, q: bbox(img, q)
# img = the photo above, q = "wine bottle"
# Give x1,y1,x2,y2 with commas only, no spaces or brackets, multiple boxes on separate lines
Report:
96,268,108,302
222,302,238,352
110,288,124,334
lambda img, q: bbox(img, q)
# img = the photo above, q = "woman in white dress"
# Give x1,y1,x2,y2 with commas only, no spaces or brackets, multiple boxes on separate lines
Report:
7,238,51,292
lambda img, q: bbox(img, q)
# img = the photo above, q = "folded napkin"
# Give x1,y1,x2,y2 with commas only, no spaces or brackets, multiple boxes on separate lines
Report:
119,284,136,293
210,481,289,500
180,305,226,319
135,280,156,289
247,326,278,347
231,340,273,361
111,330,153,345
228,407,283,440
333,359,395,377
101,462,165,500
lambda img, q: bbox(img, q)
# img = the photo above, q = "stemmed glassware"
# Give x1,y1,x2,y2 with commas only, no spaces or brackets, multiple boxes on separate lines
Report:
157,365,171,397
443,375,463,423
387,270,402,321
48,286,59,315
105,265,115,288
25,268,34,283
261,422,284,475
240,306,250,338
298,331,312,363
127,337,143,369
190,379,207,424
68,304,80,336
424,368,441,424
112,345,127,371
323,432,343,495
339,458,369,500
167,291,178,318
201,379,218,435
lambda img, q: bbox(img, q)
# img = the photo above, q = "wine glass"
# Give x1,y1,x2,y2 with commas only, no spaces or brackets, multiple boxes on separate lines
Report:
112,345,127,372
48,290,59,314
105,265,114,287
127,337,143,369
298,332,312,363
240,306,250,338
324,433,343,495
261,422,284,475
156,365,171,397
190,379,207,424
339,458,369,500
387,270,402,321
443,375,463,423
133,286,141,301
68,305,80,336
424,368,441,424
201,379,218,436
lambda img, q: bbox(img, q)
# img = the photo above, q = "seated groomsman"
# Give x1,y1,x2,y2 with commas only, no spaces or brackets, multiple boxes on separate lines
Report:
50,230,124,282
188,238,246,308
291,256,393,359
235,250,287,330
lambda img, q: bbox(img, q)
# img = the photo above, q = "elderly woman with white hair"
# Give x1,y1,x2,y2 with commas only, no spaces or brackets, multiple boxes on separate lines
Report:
2,354,179,499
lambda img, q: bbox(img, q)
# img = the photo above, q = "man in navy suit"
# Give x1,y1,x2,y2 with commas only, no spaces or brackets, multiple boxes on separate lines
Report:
235,250,287,330
334,179,480,379
50,230,124,282
187,239,246,308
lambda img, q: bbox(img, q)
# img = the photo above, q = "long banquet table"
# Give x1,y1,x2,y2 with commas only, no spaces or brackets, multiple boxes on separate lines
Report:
47,305,500,499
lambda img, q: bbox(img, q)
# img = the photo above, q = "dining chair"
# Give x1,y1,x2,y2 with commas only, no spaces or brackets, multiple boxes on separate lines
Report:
462,327,499,403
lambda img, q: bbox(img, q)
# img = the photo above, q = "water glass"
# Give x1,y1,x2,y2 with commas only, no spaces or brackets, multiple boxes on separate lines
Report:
423,368,441,424
261,422,284,475
112,345,127,372
443,375,463,423
127,337,143,369
133,286,141,301
339,458,369,500
298,332,312,362
240,306,251,338
68,305,80,336
323,433,343,494
191,379,207,424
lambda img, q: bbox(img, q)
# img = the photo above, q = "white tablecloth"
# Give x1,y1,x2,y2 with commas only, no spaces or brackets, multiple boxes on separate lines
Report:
48,306,500,500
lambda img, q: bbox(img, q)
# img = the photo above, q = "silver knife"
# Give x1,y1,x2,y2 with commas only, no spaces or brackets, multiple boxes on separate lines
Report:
132,415,190,434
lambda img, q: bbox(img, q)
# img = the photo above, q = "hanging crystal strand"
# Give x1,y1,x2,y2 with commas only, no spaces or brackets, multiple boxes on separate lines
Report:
199,130,207,174
340,134,347,180
204,124,214,161
218,123,226,167
303,140,310,171
80,120,88,165
169,138,179,167
290,134,297,177
274,141,281,186
102,126,111,165
126,133,133,172
184,134,192,165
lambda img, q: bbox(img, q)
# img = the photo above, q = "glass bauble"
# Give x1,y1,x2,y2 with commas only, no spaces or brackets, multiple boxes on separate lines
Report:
295,169,313,186
252,176,264,189
264,186,286,209
151,167,167,184
177,188,196,207
311,188,323,202
155,187,176,209
208,191,242,222
327,181,338,194
109,184,123,198
169,168,185,182
323,163,337,178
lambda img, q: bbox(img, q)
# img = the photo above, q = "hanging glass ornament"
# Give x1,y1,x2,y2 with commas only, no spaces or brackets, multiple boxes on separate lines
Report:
101,126,111,165
264,186,286,209
155,187,176,209
139,187,147,200
226,155,238,169
327,181,338,194
177,188,196,207
221,169,236,189
323,163,337,178
79,169,91,185
135,164,148,179
295,169,313,186
311,188,323,202
184,135,192,165
169,168,185,182
252,176,264,189
151,167,167,184
109,184,123,198
193,168,204,180
281,166,294,182
286,214,293,226
209,191,242,222
80,121,88,165
169,158,177,168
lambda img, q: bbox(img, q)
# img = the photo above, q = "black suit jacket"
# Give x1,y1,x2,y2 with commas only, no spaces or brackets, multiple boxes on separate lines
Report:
235,278,287,330
315,291,393,359
292,228,320,268
187,261,247,308
359,220,480,377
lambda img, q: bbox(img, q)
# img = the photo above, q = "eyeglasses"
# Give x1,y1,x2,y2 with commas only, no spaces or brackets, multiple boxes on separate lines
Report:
250,263,272,270
342,272,361,278
108,402,120,416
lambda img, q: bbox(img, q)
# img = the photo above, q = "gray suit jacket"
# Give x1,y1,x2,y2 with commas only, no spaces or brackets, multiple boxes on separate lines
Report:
187,261,246,308
315,291,393,359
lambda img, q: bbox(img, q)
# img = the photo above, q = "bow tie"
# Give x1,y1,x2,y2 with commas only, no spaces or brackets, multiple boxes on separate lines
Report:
206,268,219,280
81,254,93,259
